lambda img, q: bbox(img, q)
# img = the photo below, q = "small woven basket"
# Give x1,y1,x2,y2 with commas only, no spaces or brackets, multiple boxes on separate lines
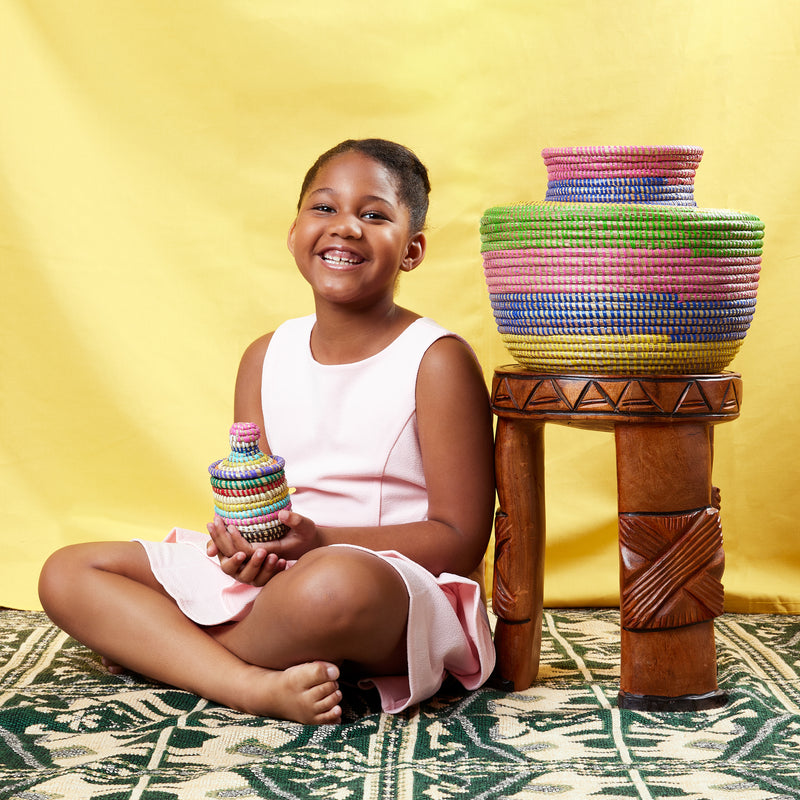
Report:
209,422,291,542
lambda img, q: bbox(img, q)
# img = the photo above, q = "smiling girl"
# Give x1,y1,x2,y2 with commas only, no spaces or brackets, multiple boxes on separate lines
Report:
38,139,496,725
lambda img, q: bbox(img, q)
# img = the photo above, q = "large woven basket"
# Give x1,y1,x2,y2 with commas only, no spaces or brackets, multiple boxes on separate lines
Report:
482,171,765,374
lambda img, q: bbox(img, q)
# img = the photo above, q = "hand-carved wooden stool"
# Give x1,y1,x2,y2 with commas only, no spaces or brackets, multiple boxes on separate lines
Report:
491,365,741,710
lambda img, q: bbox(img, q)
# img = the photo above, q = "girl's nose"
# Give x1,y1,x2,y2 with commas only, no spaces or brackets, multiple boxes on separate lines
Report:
329,213,362,238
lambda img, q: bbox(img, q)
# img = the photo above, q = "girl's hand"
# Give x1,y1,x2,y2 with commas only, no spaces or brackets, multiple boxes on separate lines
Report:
260,508,322,561
206,515,287,587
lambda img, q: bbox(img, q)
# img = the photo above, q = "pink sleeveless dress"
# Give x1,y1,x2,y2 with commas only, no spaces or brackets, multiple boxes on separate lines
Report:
137,315,495,713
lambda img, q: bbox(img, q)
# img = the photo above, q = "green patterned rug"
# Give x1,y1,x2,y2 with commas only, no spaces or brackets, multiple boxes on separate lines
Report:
1,608,799,799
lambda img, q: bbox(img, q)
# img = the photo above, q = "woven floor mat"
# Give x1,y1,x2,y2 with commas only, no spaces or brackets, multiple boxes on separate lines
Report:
1,608,799,799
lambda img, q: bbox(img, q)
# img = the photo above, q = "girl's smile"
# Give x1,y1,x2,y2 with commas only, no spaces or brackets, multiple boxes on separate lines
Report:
318,247,366,269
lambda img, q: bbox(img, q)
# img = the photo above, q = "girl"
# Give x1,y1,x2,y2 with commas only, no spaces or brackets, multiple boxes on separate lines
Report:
38,139,497,725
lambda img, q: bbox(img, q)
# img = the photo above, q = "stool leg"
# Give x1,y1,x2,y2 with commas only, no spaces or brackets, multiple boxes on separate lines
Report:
492,418,546,690
614,421,727,710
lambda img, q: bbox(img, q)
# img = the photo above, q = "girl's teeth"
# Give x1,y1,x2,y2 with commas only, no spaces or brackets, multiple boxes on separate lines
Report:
323,253,360,265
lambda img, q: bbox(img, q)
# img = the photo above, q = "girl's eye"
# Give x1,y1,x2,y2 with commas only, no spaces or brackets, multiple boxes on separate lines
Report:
363,211,388,221
312,204,335,213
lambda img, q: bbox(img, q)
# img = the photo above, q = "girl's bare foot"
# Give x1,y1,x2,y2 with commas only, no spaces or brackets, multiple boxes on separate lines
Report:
240,661,343,724
101,652,341,723
101,656,125,675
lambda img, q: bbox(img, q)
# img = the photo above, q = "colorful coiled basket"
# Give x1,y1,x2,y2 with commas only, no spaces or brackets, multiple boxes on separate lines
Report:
482,146,765,374
209,422,291,542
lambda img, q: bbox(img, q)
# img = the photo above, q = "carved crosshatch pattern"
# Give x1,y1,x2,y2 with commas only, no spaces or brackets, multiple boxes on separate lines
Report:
619,508,725,631
492,510,517,620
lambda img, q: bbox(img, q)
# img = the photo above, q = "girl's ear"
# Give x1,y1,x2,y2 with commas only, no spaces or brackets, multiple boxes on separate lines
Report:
400,232,426,273
287,220,297,256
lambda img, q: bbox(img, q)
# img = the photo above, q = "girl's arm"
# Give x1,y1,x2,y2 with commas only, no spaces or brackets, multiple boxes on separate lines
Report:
233,332,273,453
206,333,278,581
278,336,495,577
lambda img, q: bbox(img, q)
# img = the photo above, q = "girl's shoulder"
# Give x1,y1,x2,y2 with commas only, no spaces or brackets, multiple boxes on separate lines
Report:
420,332,481,373
238,315,314,370
240,331,274,369
418,331,487,403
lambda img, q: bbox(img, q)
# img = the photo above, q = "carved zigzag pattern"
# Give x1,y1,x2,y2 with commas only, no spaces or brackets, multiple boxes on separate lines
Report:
619,508,725,631
493,374,741,419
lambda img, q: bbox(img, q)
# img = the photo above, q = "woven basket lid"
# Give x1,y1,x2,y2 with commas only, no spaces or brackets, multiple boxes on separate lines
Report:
541,145,704,161
208,422,285,481
547,177,695,187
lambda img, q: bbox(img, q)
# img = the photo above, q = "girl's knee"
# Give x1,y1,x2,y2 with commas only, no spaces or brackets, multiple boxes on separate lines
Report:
38,541,153,612
40,542,104,590
281,547,409,633
38,544,84,615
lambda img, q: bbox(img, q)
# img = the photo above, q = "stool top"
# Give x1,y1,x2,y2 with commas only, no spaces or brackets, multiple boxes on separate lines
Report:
491,367,742,429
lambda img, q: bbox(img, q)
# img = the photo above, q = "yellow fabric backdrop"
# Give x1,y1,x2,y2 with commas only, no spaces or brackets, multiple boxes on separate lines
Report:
2,0,798,612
